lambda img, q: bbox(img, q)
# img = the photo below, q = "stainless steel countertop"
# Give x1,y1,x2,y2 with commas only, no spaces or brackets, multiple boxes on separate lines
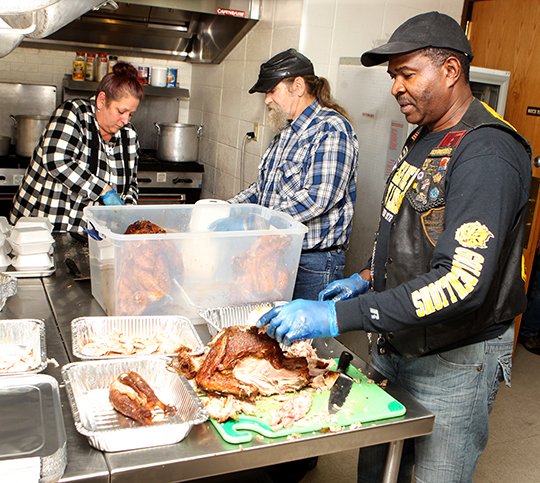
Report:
1,233,434,483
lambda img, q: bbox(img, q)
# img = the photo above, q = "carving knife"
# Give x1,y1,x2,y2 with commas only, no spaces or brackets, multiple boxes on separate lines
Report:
65,257,90,281
328,350,354,414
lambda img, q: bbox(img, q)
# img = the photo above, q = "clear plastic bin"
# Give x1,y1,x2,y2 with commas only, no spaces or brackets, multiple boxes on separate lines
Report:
83,204,307,317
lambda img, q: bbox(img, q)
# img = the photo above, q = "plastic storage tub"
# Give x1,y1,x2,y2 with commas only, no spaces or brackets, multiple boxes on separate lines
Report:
83,204,307,317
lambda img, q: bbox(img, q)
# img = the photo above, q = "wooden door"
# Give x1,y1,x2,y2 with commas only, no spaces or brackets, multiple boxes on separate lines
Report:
468,0,540,348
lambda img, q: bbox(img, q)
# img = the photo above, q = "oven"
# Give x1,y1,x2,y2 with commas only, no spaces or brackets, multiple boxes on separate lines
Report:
0,153,28,218
137,150,203,205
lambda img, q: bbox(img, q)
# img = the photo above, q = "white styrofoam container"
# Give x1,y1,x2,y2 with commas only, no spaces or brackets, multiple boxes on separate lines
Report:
14,216,53,233
11,252,53,271
83,204,307,317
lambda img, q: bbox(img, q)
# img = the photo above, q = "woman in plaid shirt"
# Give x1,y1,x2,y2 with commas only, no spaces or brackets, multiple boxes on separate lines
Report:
10,61,143,232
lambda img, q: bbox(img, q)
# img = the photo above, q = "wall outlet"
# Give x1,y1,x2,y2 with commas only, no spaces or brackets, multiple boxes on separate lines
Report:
252,122,260,141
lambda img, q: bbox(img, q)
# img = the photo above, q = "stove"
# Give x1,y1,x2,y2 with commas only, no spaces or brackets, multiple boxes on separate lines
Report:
137,150,204,204
0,149,204,217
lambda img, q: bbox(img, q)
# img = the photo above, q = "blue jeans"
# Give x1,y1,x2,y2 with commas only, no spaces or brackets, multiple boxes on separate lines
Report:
357,323,514,483
292,250,345,301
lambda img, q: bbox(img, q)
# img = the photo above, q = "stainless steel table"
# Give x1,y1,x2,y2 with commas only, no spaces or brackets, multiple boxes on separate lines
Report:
2,233,434,483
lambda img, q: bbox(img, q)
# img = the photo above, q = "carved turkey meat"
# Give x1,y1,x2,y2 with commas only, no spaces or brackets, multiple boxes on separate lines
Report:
173,326,310,400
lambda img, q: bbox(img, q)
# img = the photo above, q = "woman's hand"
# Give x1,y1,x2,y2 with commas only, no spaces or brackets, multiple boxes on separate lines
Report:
101,187,124,206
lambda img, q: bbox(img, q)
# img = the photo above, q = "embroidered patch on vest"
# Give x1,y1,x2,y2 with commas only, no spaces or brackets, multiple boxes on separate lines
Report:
407,156,448,211
420,207,445,246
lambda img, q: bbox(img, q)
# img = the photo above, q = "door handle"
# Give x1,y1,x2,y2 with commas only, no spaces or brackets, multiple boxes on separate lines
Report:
534,156,540,168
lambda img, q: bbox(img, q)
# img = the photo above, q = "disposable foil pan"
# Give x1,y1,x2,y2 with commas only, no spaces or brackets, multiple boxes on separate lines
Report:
199,302,285,337
0,374,67,483
72,315,204,359
0,319,47,374
62,356,209,452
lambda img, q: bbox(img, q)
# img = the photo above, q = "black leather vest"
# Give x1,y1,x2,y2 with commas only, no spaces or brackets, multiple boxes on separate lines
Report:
375,99,532,357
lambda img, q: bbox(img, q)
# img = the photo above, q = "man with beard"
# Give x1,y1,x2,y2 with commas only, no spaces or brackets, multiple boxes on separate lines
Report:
229,48,361,302
257,12,532,483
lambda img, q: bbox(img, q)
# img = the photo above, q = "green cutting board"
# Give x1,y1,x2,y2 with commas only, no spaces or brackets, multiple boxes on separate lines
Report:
207,361,406,444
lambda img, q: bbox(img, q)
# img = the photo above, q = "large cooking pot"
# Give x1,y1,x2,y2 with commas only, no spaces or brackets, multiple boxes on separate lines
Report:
10,114,49,158
154,123,202,162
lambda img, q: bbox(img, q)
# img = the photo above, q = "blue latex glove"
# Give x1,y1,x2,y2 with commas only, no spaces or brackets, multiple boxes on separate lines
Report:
256,299,338,346
101,189,124,206
318,273,370,302
207,217,245,231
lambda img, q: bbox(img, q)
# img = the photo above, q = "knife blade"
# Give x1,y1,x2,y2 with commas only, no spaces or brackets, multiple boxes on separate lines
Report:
328,350,354,414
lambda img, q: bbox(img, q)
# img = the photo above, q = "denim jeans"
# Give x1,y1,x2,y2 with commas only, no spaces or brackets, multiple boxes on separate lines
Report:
357,322,514,483
292,250,346,301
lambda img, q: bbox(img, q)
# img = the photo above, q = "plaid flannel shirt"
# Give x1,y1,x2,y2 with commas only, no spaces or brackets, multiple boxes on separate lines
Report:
10,98,139,232
231,99,358,250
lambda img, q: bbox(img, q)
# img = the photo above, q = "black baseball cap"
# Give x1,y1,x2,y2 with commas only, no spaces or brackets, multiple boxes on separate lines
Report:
361,11,473,67
249,48,315,94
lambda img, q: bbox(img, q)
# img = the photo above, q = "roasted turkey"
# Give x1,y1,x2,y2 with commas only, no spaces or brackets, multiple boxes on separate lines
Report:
109,371,176,425
115,220,182,315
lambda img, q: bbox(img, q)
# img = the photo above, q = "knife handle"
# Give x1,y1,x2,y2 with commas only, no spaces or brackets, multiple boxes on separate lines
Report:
337,351,353,374
65,257,82,277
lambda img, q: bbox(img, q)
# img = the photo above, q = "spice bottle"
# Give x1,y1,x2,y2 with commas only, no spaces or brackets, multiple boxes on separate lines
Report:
96,53,108,82
72,52,85,81
85,53,96,81
108,55,118,73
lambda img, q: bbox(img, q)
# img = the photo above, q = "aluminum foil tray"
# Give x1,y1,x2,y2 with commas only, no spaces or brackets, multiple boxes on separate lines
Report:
62,356,209,452
0,319,47,374
0,374,67,483
199,302,284,337
72,315,204,359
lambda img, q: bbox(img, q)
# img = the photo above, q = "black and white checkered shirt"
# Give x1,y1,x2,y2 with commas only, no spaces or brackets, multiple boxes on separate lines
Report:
10,98,139,232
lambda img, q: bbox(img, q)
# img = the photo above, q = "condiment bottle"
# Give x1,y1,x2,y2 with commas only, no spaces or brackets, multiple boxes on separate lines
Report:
85,53,96,81
72,52,85,81
108,55,118,73
96,53,108,82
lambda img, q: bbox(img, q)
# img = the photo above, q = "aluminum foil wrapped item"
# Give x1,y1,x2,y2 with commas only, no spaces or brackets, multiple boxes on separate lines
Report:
0,273,17,311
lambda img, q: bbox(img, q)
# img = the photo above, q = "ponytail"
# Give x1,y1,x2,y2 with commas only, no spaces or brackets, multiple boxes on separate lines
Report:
303,75,351,122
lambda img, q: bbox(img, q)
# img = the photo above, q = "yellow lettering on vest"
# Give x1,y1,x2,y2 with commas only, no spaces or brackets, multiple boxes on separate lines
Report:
384,162,419,214
453,247,484,277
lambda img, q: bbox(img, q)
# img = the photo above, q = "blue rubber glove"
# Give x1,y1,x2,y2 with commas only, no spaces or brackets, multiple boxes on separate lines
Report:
318,273,370,302
101,189,124,206
256,299,338,346
207,217,245,231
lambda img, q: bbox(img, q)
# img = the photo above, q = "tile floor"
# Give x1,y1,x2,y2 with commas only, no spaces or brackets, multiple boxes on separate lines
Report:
301,344,540,483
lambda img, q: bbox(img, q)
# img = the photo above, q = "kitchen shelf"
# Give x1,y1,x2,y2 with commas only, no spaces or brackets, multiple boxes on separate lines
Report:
62,77,189,99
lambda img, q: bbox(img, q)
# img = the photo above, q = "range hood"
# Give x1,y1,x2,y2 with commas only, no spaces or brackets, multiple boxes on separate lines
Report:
19,0,260,63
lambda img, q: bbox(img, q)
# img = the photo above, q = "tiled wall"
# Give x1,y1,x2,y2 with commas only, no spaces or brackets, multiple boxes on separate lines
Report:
0,46,191,121
189,0,303,200
192,0,464,200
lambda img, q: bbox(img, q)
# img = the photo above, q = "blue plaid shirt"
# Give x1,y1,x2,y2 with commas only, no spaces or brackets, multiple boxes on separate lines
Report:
231,99,358,250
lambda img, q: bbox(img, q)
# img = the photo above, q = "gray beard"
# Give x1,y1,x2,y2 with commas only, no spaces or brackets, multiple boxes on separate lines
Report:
267,106,290,132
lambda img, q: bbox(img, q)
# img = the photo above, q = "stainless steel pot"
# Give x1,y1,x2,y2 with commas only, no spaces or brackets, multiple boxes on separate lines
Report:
0,135,10,156
154,123,202,162
10,114,49,158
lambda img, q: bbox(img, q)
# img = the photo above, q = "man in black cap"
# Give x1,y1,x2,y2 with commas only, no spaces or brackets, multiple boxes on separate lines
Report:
221,48,359,483
256,12,532,482
228,48,361,305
